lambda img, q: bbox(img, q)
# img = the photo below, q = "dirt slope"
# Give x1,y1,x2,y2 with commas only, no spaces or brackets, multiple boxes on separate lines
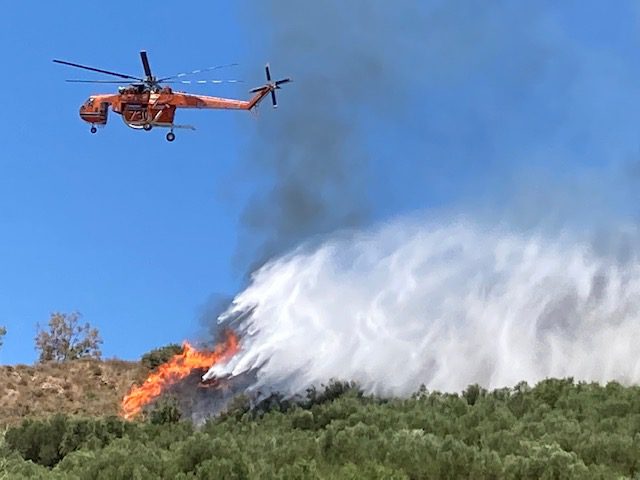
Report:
0,359,145,426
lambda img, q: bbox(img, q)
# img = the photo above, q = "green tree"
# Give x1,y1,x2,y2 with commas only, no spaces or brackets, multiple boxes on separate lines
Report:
148,396,182,425
35,312,102,362
140,343,183,371
0,325,6,350
5,414,69,467
462,383,487,406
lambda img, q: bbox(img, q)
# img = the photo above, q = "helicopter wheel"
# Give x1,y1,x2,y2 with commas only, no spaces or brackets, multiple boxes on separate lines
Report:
143,123,153,131
90,125,97,134
166,132,175,142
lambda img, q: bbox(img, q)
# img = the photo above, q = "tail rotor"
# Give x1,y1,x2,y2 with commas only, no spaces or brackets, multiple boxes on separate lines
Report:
250,64,292,108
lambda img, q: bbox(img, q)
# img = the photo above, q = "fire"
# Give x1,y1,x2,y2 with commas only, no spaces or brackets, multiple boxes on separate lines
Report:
121,331,239,420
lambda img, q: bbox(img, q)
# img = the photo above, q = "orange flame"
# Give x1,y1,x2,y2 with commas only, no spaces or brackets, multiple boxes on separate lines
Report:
121,331,239,420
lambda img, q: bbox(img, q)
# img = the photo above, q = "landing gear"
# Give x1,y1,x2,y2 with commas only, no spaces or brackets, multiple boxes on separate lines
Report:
90,125,97,134
143,123,153,131
166,131,175,142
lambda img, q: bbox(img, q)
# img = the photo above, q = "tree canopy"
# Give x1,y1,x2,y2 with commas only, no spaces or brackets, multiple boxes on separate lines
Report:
35,312,102,363
3,378,640,478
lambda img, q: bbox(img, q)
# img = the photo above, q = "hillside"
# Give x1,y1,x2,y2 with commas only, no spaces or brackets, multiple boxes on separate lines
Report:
3,358,640,478
3,379,640,478
0,359,144,426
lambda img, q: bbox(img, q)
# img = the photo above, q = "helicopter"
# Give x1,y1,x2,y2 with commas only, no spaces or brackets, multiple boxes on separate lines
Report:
53,51,291,141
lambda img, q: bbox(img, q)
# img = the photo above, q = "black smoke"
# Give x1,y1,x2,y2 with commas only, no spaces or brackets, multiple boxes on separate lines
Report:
234,1,430,267
233,1,640,269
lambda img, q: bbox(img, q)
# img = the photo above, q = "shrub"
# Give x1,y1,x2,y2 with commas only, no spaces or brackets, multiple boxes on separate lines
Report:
148,396,182,425
304,380,362,408
140,343,183,371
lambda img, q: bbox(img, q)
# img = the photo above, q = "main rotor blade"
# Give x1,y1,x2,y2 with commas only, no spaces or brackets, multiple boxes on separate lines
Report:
265,64,272,82
140,50,152,78
66,79,131,84
164,79,243,85
53,59,142,81
271,89,277,107
158,63,239,82
275,78,292,86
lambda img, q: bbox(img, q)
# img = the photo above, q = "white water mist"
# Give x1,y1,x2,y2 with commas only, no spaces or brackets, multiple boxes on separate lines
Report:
205,217,640,396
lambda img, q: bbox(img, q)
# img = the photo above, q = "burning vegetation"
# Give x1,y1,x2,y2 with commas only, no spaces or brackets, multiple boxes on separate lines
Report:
120,331,239,420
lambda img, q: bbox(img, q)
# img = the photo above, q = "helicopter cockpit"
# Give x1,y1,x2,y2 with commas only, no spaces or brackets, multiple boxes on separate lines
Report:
118,84,146,95
79,96,108,130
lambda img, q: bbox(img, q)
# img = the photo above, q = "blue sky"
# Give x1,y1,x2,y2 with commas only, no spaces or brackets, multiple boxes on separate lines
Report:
2,2,640,364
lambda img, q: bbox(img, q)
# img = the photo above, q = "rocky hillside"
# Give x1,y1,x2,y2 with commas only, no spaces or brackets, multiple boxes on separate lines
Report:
0,359,144,426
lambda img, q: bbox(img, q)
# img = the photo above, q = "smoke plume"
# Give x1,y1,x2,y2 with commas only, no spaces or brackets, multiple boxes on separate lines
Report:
236,1,640,267
235,1,429,265
200,3,640,400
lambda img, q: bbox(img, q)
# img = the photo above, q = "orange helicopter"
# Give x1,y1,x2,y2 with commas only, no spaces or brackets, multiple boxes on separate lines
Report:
53,51,291,141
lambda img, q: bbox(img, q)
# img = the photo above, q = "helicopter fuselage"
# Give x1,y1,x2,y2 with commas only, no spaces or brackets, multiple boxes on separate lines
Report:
79,86,267,131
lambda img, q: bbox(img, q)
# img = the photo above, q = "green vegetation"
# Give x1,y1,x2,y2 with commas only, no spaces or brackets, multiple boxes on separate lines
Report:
140,343,183,371
2,378,640,478
35,312,102,363
0,326,5,351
